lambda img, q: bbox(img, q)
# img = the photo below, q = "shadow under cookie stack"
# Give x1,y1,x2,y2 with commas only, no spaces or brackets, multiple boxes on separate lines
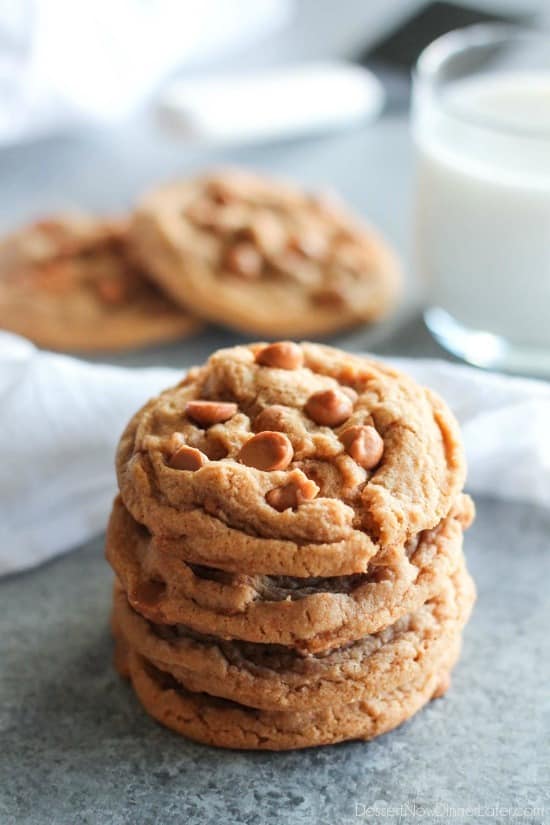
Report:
107,341,476,750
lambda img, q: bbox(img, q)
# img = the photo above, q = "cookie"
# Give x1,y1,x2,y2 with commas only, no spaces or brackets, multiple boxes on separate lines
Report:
116,343,466,559
112,565,475,711
114,640,460,750
108,340,475,750
130,169,401,337
106,494,471,651
0,215,200,351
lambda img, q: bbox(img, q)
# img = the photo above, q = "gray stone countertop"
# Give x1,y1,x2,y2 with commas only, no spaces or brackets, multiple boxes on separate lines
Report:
1,115,549,824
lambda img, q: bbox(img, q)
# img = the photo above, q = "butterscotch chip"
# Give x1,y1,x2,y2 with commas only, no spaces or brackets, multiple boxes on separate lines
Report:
340,425,384,469
265,475,319,511
252,405,290,433
185,400,238,427
168,445,208,471
204,439,229,461
305,388,353,427
256,342,304,370
248,211,286,254
165,431,185,455
239,431,293,471
224,242,262,278
0,214,200,352
131,169,402,337
311,287,347,309
265,486,296,512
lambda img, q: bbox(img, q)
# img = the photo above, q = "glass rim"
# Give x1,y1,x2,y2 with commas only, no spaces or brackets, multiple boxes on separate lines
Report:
413,23,550,141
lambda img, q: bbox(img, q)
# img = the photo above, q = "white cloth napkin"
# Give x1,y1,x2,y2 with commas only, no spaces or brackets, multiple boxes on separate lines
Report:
1,331,549,577
0,0,291,145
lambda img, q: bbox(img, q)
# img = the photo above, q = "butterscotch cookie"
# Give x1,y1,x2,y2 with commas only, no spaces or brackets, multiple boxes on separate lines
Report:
131,169,401,337
116,342,466,562
0,215,200,351
106,494,472,652
114,640,460,750
112,565,475,711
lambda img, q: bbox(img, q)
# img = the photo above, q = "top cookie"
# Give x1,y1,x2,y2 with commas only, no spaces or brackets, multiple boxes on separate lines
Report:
131,169,401,337
117,342,465,569
0,215,200,351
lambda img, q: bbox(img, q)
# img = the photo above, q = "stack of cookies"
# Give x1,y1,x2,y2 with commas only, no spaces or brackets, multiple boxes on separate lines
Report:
0,169,401,351
107,341,475,750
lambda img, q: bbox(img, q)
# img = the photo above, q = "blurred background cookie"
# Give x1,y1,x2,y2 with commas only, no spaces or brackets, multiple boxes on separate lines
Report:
131,169,402,338
0,215,201,352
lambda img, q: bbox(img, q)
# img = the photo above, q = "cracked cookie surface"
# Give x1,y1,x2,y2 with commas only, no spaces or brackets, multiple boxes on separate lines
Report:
0,214,199,351
116,342,466,561
131,169,402,337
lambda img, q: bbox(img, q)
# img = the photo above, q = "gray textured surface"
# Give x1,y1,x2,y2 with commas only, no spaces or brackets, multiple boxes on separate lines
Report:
1,498,548,825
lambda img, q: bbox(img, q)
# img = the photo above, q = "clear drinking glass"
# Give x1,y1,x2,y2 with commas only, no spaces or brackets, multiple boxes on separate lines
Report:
412,25,550,376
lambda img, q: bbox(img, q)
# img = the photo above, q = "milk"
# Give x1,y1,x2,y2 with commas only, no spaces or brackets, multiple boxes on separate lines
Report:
413,73,550,348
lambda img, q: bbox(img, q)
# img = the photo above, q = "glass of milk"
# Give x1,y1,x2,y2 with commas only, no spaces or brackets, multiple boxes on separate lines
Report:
412,25,550,376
